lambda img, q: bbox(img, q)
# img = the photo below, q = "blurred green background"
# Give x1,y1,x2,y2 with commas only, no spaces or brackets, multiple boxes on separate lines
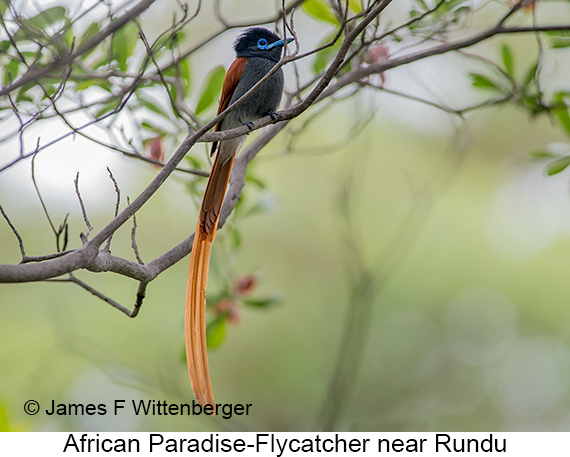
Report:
2,0,570,432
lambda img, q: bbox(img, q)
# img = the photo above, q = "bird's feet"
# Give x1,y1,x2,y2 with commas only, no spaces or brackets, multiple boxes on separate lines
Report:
242,121,254,133
266,111,278,122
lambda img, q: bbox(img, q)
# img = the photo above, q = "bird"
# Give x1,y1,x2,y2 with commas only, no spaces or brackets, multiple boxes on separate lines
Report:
185,27,293,407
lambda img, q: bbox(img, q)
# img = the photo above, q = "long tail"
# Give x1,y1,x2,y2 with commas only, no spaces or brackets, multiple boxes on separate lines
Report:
185,151,236,406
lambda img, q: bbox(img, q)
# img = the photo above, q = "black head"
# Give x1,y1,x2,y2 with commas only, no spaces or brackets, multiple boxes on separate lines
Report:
234,27,293,62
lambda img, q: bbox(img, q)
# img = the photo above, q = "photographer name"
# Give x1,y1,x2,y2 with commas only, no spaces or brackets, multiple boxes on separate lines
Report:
45,399,250,419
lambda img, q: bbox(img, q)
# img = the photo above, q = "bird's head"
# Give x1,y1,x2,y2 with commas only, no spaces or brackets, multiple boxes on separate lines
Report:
234,27,293,62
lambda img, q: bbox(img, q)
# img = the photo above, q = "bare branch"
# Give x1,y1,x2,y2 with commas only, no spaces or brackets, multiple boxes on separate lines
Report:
0,204,26,260
22,250,76,264
74,172,94,243
31,144,58,241
2,0,570,307
0,0,158,97
67,273,144,318
104,167,122,252
128,197,144,265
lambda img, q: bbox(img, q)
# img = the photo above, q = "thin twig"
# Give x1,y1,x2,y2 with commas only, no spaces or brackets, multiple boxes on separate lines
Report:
74,172,94,243
0,0,158,97
67,273,143,317
3,0,570,310
0,204,26,260
128,196,144,265
22,250,75,264
31,142,59,243
104,167,121,252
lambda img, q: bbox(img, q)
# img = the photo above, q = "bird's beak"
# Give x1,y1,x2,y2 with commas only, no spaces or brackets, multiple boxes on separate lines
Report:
267,37,294,49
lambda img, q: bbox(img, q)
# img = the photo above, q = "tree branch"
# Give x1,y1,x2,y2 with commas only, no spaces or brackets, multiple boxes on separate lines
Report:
3,2,570,286
0,0,158,97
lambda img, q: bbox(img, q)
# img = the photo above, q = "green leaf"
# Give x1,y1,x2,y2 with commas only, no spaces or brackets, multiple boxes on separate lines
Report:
164,31,185,50
302,0,338,25
75,78,111,92
179,59,192,96
94,99,120,118
0,1,10,16
313,33,341,74
146,34,172,62
23,6,67,30
162,65,176,78
141,121,167,136
18,51,35,64
3,59,19,85
16,93,33,103
501,43,514,77
520,95,547,115
415,0,429,11
523,61,538,88
164,60,192,97
550,38,570,49
553,93,570,135
111,21,138,71
242,295,281,309
546,30,570,48
452,5,470,16
313,48,331,74
206,316,226,348
185,154,206,171
546,31,570,37
545,155,570,176
554,108,570,135
469,73,500,91
446,0,469,12
137,93,172,120
63,24,74,49
92,54,110,69
78,22,100,56
195,66,225,115
529,149,561,161
15,82,35,102
42,84,58,98
349,0,363,13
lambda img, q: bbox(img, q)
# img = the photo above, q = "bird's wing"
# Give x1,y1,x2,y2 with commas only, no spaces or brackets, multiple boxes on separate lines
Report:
210,56,247,157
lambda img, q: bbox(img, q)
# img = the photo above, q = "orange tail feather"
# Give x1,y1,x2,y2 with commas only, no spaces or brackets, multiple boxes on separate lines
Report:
185,152,236,406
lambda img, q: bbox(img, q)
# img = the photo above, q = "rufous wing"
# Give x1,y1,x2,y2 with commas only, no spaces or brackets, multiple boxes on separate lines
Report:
210,56,247,157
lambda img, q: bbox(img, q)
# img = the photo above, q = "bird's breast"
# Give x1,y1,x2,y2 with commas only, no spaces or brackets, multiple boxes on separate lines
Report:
224,57,284,128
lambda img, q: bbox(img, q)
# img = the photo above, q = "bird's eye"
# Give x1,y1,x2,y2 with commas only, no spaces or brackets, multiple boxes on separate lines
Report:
257,38,268,50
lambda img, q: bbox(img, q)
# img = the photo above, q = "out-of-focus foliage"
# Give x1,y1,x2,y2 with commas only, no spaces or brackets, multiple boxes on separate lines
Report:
195,66,225,115
2,0,570,433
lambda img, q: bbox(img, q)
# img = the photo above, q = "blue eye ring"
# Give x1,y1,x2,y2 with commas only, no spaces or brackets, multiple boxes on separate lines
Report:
257,38,268,50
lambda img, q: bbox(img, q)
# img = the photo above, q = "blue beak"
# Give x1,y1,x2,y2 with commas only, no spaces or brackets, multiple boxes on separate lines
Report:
267,37,294,49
